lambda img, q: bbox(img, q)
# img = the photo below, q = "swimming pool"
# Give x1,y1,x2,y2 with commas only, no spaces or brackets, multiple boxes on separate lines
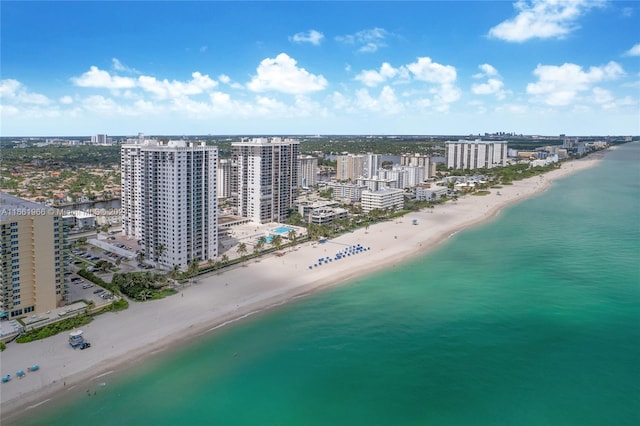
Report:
273,226,293,235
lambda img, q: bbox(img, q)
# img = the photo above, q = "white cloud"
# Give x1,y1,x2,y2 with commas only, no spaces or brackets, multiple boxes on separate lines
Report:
429,83,461,111
488,0,605,42
72,66,137,89
471,64,508,100
406,57,456,84
59,95,73,104
112,58,139,74
336,28,390,53
137,72,218,99
526,61,625,106
218,74,244,89
290,30,324,46
355,86,404,114
199,46,208,53
473,63,499,78
355,62,407,87
1,79,53,105
624,43,640,56
353,57,460,111
472,79,506,96
72,66,218,99
329,91,351,110
247,53,327,94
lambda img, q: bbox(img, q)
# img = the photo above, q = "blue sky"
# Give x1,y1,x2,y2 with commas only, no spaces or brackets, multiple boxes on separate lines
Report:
1,0,638,136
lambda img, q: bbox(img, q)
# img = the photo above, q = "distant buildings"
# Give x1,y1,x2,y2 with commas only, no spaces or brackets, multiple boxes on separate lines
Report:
232,137,299,224
445,140,507,170
91,134,108,145
121,139,218,269
1,193,64,319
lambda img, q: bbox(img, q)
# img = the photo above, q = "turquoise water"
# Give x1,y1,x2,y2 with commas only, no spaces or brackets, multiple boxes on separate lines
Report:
17,144,640,425
273,226,294,234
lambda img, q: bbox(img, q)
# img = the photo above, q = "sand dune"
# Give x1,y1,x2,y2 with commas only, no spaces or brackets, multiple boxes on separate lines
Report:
0,155,602,422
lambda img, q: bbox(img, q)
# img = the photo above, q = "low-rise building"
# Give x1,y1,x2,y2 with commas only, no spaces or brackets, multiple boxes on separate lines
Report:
327,182,366,202
415,184,448,201
361,188,404,213
309,207,349,225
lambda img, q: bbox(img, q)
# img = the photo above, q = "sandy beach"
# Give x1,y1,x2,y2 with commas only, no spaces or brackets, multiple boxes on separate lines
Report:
0,154,603,422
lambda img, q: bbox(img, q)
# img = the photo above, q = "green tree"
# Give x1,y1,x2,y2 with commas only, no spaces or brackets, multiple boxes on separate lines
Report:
288,229,297,244
237,243,248,259
187,259,199,279
272,235,283,251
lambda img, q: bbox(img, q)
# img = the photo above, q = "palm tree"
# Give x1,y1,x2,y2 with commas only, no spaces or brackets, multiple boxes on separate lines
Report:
254,238,265,258
288,229,297,244
237,243,248,260
187,258,199,278
137,289,153,301
256,236,266,251
136,252,145,265
220,254,229,266
170,264,181,279
272,235,283,252
155,244,166,261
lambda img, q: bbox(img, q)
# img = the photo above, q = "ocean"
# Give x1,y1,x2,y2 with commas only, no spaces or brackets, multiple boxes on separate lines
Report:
17,143,640,425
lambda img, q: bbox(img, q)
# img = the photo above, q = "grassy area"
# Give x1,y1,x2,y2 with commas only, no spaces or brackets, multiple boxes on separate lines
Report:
16,315,93,344
472,190,491,196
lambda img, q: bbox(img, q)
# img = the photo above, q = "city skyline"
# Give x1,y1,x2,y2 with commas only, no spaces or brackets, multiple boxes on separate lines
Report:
1,1,639,136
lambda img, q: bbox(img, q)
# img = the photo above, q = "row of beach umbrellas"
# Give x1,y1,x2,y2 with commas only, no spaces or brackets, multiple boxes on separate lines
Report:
1,365,39,383
308,244,371,269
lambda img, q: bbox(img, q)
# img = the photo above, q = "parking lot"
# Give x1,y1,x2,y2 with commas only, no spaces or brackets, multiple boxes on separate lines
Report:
64,271,115,307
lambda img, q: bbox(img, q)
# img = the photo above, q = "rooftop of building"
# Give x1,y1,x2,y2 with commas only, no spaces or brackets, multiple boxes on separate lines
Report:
445,139,508,144
232,137,299,146
0,192,49,221
362,187,404,194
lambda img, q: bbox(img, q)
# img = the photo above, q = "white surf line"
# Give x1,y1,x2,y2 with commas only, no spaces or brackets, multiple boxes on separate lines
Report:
95,370,114,379
26,399,51,410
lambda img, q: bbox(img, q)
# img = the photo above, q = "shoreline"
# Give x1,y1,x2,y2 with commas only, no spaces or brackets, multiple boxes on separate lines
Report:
0,153,604,423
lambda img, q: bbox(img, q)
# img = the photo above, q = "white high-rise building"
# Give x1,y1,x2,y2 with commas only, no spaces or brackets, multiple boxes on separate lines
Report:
298,155,318,188
445,140,508,170
401,154,431,180
232,137,299,224
91,134,108,145
217,158,233,199
364,153,381,178
121,139,218,269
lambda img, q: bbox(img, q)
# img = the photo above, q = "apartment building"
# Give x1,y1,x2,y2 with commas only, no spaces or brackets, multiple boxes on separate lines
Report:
361,188,405,213
121,139,218,269
445,140,508,170
336,154,365,182
1,193,64,319
401,154,432,180
217,158,233,199
232,137,299,224
326,182,366,202
364,153,381,178
298,155,318,188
